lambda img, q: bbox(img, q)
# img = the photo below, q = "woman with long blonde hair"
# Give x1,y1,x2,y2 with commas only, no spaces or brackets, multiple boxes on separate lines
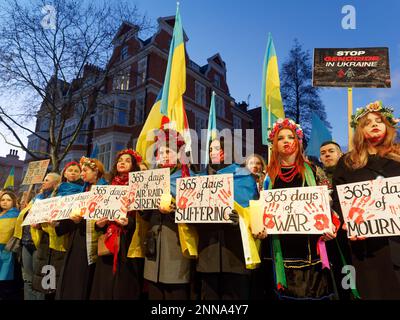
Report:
332,101,400,299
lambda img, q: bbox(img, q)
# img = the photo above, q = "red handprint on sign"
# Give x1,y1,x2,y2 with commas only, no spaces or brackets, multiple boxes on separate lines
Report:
347,196,376,225
263,203,280,229
217,179,232,206
177,188,196,210
314,214,330,231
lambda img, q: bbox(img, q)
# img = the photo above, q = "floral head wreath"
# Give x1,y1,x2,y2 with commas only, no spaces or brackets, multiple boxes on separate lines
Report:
79,156,98,170
63,161,81,172
116,149,142,164
268,118,304,143
350,100,399,128
155,129,185,150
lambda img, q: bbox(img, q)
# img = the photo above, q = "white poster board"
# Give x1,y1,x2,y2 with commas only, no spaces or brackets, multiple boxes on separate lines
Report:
175,174,234,223
260,185,332,234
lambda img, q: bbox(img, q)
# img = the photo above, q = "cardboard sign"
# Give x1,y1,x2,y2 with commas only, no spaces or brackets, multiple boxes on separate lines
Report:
260,185,332,234
84,185,129,221
22,159,50,185
22,196,61,226
128,168,170,210
51,192,93,221
313,47,391,88
336,176,400,238
175,174,234,223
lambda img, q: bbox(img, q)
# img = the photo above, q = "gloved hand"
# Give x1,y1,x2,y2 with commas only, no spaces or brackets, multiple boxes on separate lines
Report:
228,209,240,226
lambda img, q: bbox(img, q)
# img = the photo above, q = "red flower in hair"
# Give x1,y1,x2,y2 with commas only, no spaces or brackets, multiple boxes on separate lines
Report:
117,149,142,164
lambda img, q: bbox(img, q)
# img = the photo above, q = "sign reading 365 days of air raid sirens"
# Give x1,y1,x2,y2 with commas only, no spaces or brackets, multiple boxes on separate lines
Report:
313,47,391,88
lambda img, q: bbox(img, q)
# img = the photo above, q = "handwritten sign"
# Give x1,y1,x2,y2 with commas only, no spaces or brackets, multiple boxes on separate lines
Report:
22,159,50,185
260,186,332,234
84,185,129,221
175,174,234,223
50,192,93,221
22,196,61,226
128,168,170,210
337,176,400,238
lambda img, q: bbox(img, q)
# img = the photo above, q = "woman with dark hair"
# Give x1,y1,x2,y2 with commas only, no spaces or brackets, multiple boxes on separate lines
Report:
0,190,21,299
194,138,259,300
90,149,144,300
262,118,337,300
245,153,267,192
332,101,400,299
55,157,107,300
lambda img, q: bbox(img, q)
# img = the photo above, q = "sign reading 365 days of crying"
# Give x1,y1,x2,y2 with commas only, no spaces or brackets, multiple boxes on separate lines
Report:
260,185,332,234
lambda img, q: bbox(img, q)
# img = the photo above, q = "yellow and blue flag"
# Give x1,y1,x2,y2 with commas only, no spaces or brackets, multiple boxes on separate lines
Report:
204,91,217,165
305,114,332,158
3,167,14,190
261,33,285,145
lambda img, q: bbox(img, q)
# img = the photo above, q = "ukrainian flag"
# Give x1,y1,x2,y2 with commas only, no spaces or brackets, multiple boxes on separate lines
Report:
261,33,285,145
136,88,163,166
3,167,14,190
204,91,217,166
160,4,190,141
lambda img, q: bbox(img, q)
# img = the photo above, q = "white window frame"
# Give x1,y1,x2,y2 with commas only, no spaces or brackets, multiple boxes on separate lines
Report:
134,92,145,125
121,45,129,61
137,57,147,86
215,95,225,118
195,81,206,107
233,114,242,129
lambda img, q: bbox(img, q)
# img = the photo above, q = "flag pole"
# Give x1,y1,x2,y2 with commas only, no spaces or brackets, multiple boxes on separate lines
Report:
347,87,353,151
268,95,271,163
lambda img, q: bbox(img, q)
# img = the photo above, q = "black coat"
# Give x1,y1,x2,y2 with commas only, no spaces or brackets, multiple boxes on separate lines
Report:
90,214,143,300
332,154,400,299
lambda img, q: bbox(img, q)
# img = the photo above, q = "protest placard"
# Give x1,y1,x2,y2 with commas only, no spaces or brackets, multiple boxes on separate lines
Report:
175,174,234,223
22,196,61,226
128,168,170,210
336,176,400,238
22,159,50,185
84,185,130,221
50,192,93,221
260,185,331,234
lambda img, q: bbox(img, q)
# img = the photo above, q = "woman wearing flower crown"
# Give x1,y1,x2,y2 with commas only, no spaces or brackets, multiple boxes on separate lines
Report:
90,149,143,300
55,157,107,300
332,101,400,299
262,118,337,300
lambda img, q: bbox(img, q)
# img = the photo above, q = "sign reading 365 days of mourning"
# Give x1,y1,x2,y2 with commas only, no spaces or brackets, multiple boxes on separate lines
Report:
336,176,400,238
21,196,61,226
84,185,130,221
22,159,50,185
128,168,170,210
313,47,391,88
175,174,234,223
260,185,332,234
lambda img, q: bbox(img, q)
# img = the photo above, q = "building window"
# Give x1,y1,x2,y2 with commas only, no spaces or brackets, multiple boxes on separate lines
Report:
116,100,129,126
116,142,126,152
113,69,130,91
195,81,206,107
40,118,49,132
121,45,129,61
213,74,221,87
98,142,112,171
195,116,207,139
76,123,87,144
233,115,242,129
134,92,145,125
215,95,225,118
137,57,147,86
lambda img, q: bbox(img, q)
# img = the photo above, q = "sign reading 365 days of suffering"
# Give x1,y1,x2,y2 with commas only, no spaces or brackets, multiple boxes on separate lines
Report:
84,185,130,221
128,168,170,210
175,174,234,223
260,185,332,234
336,176,400,238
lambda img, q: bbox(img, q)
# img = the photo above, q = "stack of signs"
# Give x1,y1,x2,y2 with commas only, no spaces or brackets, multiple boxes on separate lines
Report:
260,185,331,234
175,174,234,223
128,168,170,210
336,176,400,238
84,185,130,221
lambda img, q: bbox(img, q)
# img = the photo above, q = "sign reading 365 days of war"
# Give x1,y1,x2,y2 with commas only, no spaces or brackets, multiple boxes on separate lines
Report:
128,168,170,211
313,47,391,88
260,185,332,234
175,174,234,223
336,176,400,238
